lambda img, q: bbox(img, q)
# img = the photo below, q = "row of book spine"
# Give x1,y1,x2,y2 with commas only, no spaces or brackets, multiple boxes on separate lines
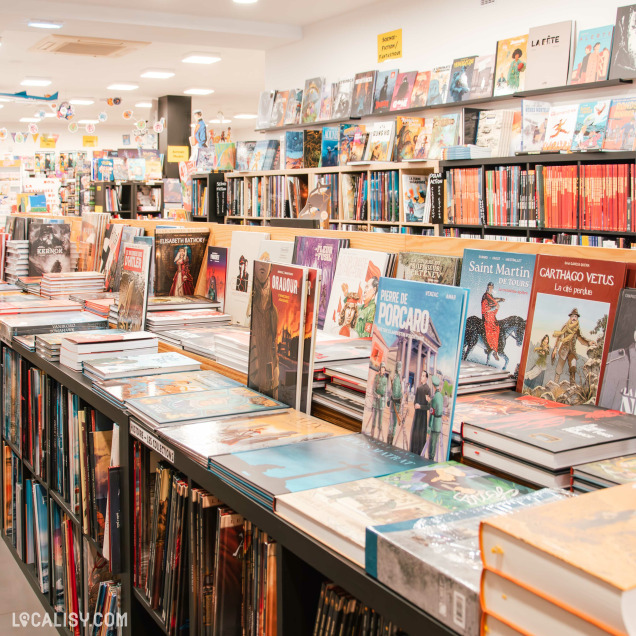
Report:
369,171,399,222
192,179,208,218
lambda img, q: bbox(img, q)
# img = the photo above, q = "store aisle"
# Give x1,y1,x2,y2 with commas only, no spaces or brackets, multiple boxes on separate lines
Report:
0,539,57,635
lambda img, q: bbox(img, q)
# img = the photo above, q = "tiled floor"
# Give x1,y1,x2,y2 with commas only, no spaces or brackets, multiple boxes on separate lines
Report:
0,539,57,635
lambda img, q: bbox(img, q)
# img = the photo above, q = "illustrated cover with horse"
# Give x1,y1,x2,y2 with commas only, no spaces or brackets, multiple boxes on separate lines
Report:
361,277,468,462
517,254,626,406
460,249,536,379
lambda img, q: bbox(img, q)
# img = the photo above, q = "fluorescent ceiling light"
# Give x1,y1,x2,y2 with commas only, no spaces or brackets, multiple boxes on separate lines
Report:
184,88,214,95
233,0,258,4
69,98,94,105
135,102,152,108
182,53,221,65
107,83,138,91
28,19,63,29
21,78,52,87
234,113,257,119
140,69,175,79
209,118,232,123
78,119,99,124
20,117,40,122
0,98,10,103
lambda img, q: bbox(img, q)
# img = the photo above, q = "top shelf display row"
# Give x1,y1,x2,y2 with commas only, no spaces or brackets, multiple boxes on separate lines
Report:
255,11,636,132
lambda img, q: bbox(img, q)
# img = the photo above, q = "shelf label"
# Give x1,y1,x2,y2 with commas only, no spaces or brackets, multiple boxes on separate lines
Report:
378,28,402,63
83,135,98,148
168,145,190,163
130,420,175,463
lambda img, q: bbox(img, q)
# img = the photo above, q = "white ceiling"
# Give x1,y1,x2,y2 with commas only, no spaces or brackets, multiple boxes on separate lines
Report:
0,0,382,131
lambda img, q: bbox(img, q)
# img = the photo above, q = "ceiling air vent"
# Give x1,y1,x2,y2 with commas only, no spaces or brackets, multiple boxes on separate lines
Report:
30,35,148,58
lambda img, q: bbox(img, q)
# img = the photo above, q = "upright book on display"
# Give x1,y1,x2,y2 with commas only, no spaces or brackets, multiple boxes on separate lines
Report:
525,21,573,90
570,25,613,84
397,253,462,286
28,224,71,276
610,4,636,79
205,246,227,310
361,278,468,462
117,243,151,331
373,69,398,114
459,249,536,379
350,71,376,117
518,254,626,405
493,34,528,96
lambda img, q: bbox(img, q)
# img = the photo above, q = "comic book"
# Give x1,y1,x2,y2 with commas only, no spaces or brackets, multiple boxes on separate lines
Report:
570,25,613,84
117,243,151,331
602,98,636,151
426,65,451,105
409,71,431,108
284,88,303,125
350,71,377,117
28,223,71,277
390,71,417,111
525,21,573,90
300,77,324,124
269,90,289,127
303,130,322,168
320,126,339,167
427,114,460,160
332,78,354,119
493,34,529,96
470,54,496,99
373,69,399,114
541,104,579,152
397,252,462,285
205,246,227,310
571,100,611,151
446,56,477,103
521,100,550,152
610,5,636,80
395,117,424,161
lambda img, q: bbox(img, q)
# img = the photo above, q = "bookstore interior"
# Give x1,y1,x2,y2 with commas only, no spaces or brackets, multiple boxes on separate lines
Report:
2,0,636,634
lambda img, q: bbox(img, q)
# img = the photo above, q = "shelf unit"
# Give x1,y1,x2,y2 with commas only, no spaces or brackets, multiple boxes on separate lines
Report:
93,181,164,219
439,151,636,246
225,161,440,234
190,172,227,222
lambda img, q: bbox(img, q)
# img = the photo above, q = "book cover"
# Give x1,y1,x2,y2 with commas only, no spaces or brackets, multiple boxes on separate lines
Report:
256,90,276,130
322,248,392,337
413,119,434,159
459,249,536,378
206,246,227,310
475,109,510,154
318,81,333,121
145,158,162,180
284,88,303,125
426,65,451,105
269,90,289,127
373,69,399,114
446,56,477,103
117,243,151,331
361,278,468,462
293,236,345,330
257,239,294,264
397,252,462,285
133,235,155,296
113,226,141,291
610,5,636,79
409,71,431,108
112,158,128,181
428,114,460,160
84,351,198,377
363,121,395,162
303,130,322,169
90,429,112,545
521,100,550,152
349,131,368,162
350,71,377,117
395,117,424,161
517,254,626,404
127,386,287,427
574,454,636,486
525,21,573,90
470,54,496,99
101,224,124,291
320,126,339,168
541,104,579,152
602,98,636,151
248,261,307,409
339,124,366,164
571,100,611,151
127,158,146,181
493,34,528,96
284,131,303,169
262,140,279,170
401,175,428,222
96,159,114,181
252,140,272,171
570,25,613,84
214,143,236,171
332,78,354,119
236,141,256,171
210,434,430,503
28,223,71,277
225,230,270,326
390,71,417,111
154,228,209,297
300,77,324,124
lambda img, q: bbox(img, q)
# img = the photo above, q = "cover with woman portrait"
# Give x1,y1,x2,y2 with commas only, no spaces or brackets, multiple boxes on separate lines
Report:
154,227,209,296
493,34,528,97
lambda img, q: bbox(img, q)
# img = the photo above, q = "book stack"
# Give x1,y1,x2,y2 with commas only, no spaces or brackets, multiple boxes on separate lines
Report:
83,351,199,385
144,308,231,332
480,485,635,635
445,144,492,160
147,295,221,312
365,490,565,636
35,328,122,362
5,240,29,283
314,360,369,421
16,276,41,295
475,109,516,157
161,324,249,359
456,391,636,488
457,361,516,395
84,297,116,318
40,271,106,299
571,454,636,492
59,331,159,372
215,330,251,373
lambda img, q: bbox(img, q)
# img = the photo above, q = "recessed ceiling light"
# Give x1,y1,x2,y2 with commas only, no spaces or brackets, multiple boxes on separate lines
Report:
182,53,221,65
107,83,138,91
0,105,4,109
69,99,94,105
135,102,152,108
184,88,214,95
233,0,258,4
140,69,175,79
78,119,99,124
234,113,258,119
28,19,63,29
21,78,52,87
20,117,40,123
209,118,232,124
39,112,56,118
0,98,10,103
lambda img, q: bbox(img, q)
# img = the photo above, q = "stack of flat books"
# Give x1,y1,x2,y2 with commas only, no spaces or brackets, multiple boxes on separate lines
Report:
5,240,28,283
59,331,159,372
314,360,369,421
571,454,636,492
16,276,41,295
35,328,124,362
0,311,108,344
215,331,251,374
456,391,636,488
0,296,80,315
146,295,221,311
83,351,201,385
157,324,249,359
144,308,231,332
84,297,116,318
40,271,105,299
457,361,516,395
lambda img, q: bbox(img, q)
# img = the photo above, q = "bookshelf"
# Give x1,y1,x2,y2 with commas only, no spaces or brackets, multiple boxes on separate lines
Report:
225,162,440,234
190,172,227,222
93,181,164,220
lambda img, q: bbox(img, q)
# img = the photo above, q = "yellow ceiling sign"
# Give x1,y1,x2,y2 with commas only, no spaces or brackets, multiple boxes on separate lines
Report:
378,28,402,63
83,135,98,147
167,145,190,163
